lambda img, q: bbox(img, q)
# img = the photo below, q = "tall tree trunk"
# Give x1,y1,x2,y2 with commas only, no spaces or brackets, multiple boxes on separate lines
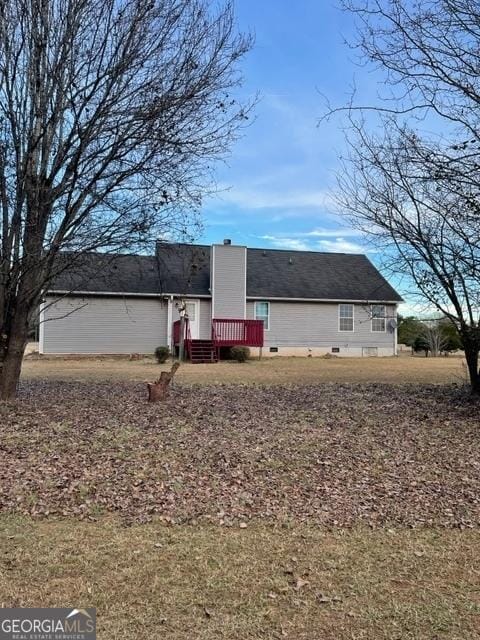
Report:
0,309,29,401
463,340,480,394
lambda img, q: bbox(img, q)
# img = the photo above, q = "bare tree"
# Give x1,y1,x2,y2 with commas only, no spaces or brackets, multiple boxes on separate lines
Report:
419,322,450,358
328,0,480,392
0,0,253,399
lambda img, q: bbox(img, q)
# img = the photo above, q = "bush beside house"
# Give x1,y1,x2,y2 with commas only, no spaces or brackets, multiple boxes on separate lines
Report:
154,346,170,363
230,346,250,362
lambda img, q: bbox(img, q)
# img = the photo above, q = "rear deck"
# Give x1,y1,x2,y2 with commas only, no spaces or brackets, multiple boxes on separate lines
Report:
173,318,264,363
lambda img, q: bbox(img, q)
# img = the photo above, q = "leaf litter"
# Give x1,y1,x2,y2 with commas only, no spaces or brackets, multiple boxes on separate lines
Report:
0,380,479,528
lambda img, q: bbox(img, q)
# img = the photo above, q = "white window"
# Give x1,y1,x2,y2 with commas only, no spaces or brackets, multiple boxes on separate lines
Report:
254,301,270,330
371,305,386,332
339,304,354,332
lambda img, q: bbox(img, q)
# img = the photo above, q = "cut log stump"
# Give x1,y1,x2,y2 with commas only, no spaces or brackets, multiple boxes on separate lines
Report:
147,362,180,402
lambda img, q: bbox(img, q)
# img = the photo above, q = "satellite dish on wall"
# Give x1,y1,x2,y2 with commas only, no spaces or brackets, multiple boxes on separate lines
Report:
388,318,398,330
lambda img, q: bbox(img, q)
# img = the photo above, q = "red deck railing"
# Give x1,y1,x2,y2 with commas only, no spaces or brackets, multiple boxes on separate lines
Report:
173,318,264,353
211,319,264,347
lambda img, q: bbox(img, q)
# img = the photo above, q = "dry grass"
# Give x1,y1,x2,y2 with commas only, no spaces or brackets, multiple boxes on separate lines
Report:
21,353,468,386
1,516,479,639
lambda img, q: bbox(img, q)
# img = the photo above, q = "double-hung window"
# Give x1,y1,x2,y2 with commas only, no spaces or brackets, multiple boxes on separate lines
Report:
254,301,270,330
371,304,386,332
339,304,354,332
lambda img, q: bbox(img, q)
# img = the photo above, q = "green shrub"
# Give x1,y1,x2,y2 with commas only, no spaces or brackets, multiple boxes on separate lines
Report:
154,346,170,363
230,346,250,362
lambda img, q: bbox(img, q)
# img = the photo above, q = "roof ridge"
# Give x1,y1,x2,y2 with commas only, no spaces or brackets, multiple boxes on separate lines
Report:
157,241,366,257
60,250,157,259
157,241,210,250
247,246,365,256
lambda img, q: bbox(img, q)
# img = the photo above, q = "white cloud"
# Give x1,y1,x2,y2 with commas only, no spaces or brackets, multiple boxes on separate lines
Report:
216,185,334,211
259,230,370,254
260,235,311,251
316,238,366,253
302,227,360,238
258,226,366,252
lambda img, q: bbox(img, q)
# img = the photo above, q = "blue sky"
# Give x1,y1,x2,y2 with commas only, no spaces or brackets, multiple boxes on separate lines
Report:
201,0,374,255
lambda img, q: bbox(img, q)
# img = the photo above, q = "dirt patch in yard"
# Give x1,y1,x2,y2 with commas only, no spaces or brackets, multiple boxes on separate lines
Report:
1,381,479,528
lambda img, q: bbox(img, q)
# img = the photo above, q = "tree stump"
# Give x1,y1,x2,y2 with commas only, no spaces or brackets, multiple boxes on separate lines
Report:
147,362,180,402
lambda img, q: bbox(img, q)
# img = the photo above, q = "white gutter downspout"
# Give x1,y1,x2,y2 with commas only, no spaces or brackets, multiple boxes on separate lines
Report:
211,244,215,319
38,301,46,355
394,303,399,356
166,295,173,351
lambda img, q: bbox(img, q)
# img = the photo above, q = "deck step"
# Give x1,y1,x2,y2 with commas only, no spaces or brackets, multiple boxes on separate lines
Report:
188,339,218,364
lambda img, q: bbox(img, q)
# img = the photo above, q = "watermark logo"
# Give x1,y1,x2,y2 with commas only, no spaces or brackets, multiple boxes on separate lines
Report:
0,608,96,640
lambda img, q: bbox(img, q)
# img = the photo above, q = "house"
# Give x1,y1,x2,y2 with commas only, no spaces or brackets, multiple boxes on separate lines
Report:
39,240,403,360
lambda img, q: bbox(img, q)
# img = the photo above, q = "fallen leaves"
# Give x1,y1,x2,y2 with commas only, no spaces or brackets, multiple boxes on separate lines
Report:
293,577,309,591
0,380,479,528
316,593,342,604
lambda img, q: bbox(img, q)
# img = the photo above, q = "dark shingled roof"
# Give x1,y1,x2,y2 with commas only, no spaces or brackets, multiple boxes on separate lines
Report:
50,253,162,295
50,243,402,302
245,247,402,301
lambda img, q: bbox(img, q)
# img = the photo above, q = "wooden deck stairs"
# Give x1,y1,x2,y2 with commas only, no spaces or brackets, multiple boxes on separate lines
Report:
188,339,218,363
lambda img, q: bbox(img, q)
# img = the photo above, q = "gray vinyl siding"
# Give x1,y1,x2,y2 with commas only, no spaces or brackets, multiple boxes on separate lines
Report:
247,301,396,349
42,296,167,354
212,244,246,318
42,295,396,355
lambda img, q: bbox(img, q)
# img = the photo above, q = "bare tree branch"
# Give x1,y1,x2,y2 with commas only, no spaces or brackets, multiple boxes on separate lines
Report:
0,0,253,399
331,0,480,392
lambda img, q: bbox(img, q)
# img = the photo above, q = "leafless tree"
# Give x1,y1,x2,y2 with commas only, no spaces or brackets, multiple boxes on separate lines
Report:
0,0,253,399
420,322,450,358
328,0,480,392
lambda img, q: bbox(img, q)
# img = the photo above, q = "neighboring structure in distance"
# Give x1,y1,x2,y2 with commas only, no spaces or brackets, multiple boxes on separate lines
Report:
40,240,403,360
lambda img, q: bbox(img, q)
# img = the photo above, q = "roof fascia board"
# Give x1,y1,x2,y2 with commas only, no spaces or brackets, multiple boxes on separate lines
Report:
246,296,404,303
47,290,212,299
47,291,402,304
